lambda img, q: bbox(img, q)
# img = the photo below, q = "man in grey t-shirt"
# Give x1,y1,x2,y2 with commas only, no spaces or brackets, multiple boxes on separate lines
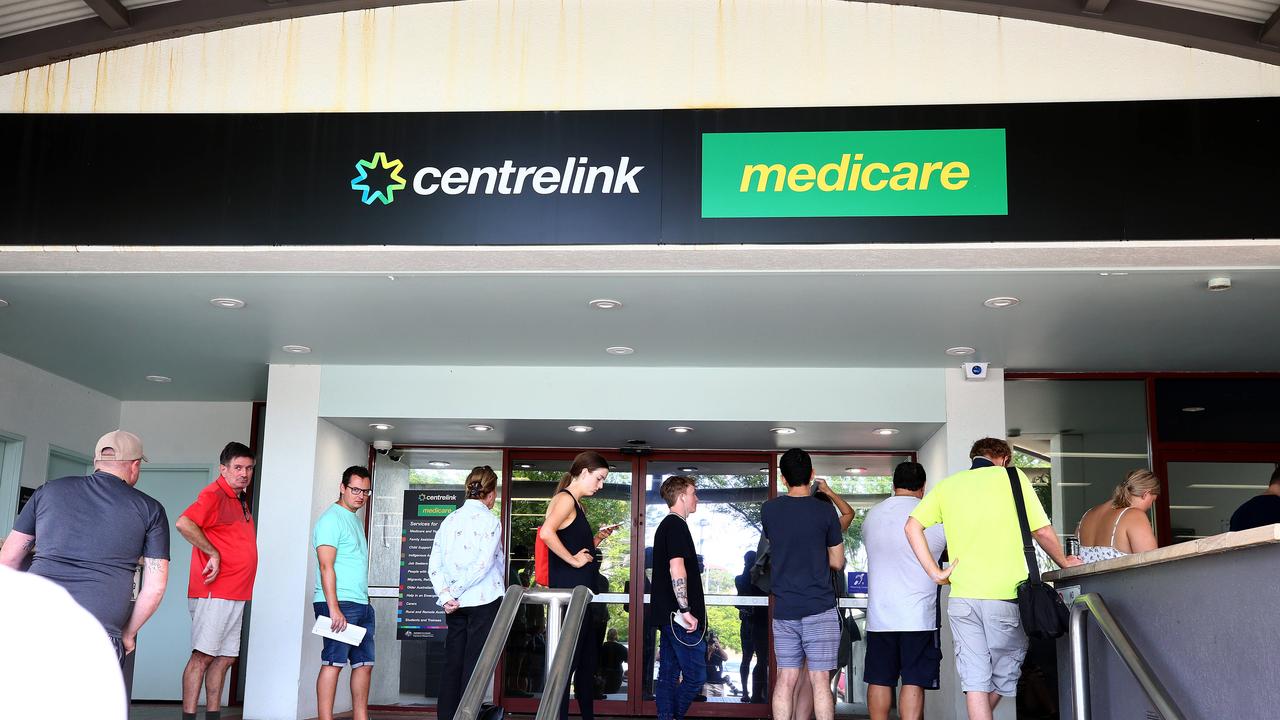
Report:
0,430,170,663
862,462,946,720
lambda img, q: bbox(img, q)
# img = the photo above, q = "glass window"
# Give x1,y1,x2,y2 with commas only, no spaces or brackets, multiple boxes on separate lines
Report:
1165,461,1278,542
504,456,632,704
1005,380,1151,540
368,449,503,708
1155,378,1280,443
643,460,770,704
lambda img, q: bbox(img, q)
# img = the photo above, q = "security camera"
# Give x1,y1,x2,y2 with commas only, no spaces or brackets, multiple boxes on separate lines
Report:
387,449,404,463
372,439,393,453
962,362,990,380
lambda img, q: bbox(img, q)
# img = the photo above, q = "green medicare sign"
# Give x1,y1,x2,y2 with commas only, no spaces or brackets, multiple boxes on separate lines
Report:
701,129,1007,218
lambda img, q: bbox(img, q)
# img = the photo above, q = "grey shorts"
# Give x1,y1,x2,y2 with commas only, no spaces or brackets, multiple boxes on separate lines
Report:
947,597,1028,697
772,607,841,671
189,597,246,657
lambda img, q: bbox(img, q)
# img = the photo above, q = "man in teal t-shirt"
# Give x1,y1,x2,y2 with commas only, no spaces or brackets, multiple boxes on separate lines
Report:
313,466,373,720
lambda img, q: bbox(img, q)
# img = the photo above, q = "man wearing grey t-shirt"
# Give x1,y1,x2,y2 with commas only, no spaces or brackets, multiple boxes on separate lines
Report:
862,462,946,720
0,430,170,665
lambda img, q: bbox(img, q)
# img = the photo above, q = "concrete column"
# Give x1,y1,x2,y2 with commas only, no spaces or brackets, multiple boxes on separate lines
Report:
243,365,322,720
922,367,1015,720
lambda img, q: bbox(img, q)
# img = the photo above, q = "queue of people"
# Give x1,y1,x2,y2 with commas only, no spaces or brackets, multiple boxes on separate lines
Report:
4,426,1276,720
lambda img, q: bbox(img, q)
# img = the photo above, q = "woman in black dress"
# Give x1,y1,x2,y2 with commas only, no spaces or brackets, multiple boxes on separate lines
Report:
538,451,617,720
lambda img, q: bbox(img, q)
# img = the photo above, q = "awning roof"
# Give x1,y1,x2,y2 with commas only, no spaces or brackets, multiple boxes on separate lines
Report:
1,0,1279,78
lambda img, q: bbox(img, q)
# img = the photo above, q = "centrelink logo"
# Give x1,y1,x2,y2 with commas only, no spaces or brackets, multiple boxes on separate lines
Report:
350,153,644,205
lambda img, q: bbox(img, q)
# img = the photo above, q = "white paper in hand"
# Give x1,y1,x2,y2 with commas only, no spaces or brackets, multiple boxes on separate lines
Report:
311,616,367,646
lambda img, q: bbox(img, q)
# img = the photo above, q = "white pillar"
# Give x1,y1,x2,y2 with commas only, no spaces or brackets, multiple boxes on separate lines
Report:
923,367,1015,720
243,365,323,720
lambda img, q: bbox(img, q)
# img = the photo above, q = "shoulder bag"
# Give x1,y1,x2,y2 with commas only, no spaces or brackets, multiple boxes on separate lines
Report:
1007,467,1070,639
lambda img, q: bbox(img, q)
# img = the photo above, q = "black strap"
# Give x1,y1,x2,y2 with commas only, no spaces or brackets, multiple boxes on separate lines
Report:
1007,466,1039,581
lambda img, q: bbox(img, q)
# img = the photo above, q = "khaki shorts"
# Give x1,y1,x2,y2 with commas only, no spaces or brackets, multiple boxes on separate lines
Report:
189,598,246,657
947,597,1028,697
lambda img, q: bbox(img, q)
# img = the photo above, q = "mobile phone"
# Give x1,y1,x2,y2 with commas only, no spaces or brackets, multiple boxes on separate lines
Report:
672,611,693,630
601,522,623,532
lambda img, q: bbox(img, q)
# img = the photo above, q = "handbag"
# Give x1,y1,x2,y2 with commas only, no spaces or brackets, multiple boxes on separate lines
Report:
1007,467,1070,640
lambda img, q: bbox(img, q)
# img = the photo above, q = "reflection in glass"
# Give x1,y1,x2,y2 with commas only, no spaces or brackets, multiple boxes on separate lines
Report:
367,449,503,707
1166,461,1277,542
1004,380,1151,542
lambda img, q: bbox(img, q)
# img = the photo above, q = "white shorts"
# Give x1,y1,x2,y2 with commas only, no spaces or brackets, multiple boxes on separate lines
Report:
189,598,246,657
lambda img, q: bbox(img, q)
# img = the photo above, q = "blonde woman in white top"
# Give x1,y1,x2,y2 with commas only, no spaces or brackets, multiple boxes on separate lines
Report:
1075,469,1160,563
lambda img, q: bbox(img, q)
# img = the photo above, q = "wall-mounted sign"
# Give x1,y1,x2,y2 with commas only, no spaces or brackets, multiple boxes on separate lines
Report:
3,97,1277,245
396,489,465,640
701,129,1007,218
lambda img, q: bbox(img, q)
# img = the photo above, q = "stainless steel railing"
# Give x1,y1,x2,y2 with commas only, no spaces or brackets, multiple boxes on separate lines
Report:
454,585,528,720
1069,593,1185,720
531,586,595,720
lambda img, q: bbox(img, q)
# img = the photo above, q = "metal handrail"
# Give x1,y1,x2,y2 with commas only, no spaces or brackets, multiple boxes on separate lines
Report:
1070,593,1185,720
533,585,595,720
454,585,527,720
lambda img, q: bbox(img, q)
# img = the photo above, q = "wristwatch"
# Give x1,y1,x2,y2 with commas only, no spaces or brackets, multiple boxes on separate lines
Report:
677,605,690,614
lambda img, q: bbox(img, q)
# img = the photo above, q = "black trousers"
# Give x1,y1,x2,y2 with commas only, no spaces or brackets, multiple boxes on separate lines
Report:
437,598,502,720
556,618,599,720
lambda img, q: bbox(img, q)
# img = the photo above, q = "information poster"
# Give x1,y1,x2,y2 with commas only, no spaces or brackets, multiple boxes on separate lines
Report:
396,489,465,640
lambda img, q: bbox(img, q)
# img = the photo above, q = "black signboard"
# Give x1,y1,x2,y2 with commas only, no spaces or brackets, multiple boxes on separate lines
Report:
4,97,1279,245
396,488,465,640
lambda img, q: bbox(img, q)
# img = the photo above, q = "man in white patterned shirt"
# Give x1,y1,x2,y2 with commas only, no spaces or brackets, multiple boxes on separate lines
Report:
429,466,506,720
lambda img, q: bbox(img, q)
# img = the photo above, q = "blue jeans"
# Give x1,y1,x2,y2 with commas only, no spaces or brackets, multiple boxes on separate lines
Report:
656,624,706,720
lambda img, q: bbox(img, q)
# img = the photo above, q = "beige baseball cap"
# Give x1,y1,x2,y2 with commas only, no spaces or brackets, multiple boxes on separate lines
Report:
94,430,148,462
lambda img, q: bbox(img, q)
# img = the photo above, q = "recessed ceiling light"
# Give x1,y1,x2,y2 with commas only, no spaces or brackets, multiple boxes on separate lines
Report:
606,346,635,355
369,423,395,431
759,467,770,473
1207,277,1232,292
517,463,533,469
1181,406,1206,413
209,297,246,310
1098,272,1129,277
145,375,172,383
945,346,976,356
668,426,694,434
983,296,1020,309
0,299,10,308
468,424,494,432
845,467,867,474
873,428,900,436
589,299,623,310
282,345,312,354
770,427,797,435
427,460,450,468
568,425,593,433
678,466,699,473
387,275,396,280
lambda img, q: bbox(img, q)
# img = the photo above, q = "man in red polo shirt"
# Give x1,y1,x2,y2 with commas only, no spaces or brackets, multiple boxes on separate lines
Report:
175,442,258,720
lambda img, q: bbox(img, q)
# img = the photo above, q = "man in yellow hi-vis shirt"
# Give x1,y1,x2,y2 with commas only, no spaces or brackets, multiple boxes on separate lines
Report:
905,438,1081,720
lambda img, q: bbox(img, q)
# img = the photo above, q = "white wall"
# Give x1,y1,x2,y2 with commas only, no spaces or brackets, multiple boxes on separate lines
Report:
921,367,1013,720
319,365,946,423
4,0,1278,113
297,419,370,720
0,352,120,532
118,402,254,465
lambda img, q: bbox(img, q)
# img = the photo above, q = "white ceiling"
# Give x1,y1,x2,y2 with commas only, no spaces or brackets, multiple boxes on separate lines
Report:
2,266,1279,401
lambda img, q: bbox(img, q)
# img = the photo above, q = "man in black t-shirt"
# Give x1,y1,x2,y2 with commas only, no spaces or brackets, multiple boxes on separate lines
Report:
1229,465,1280,531
761,448,844,720
651,475,707,720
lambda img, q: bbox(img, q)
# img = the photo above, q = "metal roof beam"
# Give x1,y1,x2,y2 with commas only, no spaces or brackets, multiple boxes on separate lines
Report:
82,0,131,30
1262,6,1280,46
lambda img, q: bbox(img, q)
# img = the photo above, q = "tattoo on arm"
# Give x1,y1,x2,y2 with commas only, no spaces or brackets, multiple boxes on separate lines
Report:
672,577,688,608
144,558,164,572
